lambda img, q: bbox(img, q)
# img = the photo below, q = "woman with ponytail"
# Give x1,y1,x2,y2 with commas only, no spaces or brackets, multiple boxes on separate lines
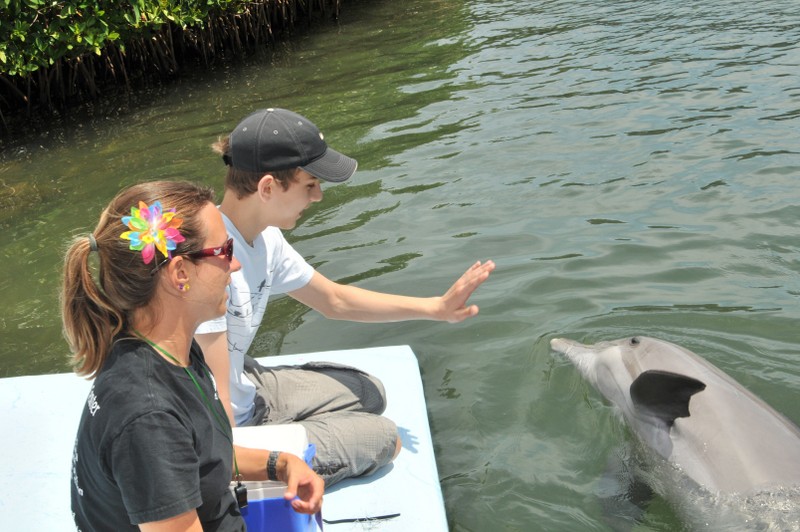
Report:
64,181,323,531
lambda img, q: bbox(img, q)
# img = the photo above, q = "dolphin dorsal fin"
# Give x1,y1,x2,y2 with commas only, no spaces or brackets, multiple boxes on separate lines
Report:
630,370,706,426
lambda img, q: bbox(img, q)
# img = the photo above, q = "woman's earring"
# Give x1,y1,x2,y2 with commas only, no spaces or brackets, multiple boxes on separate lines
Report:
179,282,190,292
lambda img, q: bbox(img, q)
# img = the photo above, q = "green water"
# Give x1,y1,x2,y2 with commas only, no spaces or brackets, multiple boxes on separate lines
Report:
1,0,799,529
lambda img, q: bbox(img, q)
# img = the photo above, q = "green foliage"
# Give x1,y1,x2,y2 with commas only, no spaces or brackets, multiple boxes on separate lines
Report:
0,0,238,76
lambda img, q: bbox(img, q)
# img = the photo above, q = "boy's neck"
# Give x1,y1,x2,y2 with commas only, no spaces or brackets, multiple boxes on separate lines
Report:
219,190,268,246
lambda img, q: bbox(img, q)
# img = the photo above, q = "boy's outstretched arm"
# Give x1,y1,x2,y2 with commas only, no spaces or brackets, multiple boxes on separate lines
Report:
289,260,495,323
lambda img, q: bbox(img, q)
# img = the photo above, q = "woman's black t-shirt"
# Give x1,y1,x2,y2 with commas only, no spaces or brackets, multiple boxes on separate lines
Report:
71,337,244,531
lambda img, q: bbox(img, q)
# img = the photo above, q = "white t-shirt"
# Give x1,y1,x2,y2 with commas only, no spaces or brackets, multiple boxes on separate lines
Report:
196,213,314,425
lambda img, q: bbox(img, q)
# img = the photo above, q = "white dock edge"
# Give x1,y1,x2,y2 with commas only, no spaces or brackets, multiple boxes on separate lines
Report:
0,345,448,531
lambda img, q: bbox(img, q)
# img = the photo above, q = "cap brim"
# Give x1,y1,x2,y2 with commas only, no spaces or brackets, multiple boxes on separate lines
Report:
300,148,357,183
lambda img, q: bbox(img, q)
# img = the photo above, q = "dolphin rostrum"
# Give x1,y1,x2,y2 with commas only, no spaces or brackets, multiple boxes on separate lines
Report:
550,336,800,528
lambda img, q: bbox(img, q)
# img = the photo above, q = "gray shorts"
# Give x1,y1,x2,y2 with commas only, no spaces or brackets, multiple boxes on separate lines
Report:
242,356,398,487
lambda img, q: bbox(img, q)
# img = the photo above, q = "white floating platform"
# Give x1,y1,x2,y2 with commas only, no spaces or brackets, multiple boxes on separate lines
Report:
0,345,447,531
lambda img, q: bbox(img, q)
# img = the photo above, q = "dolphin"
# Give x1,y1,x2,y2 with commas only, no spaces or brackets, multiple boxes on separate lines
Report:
550,336,800,528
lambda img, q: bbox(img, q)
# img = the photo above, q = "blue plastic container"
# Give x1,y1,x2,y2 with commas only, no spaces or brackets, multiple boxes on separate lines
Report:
241,496,317,531
239,443,319,532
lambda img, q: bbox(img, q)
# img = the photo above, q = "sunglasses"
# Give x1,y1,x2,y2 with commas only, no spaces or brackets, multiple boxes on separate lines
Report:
186,238,235,263
150,238,234,275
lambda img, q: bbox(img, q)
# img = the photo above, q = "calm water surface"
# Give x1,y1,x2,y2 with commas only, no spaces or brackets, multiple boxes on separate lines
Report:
1,0,799,530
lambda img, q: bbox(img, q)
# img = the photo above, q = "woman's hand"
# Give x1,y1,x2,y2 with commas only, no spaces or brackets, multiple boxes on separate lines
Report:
277,452,324,514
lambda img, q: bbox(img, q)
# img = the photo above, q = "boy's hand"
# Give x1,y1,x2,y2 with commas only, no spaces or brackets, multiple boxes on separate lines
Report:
438,260,495,322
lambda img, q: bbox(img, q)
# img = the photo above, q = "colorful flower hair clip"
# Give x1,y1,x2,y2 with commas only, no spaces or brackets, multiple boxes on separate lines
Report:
120,201,185,266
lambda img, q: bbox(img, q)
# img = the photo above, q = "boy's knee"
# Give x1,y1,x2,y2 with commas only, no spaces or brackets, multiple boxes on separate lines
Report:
392,433,402,461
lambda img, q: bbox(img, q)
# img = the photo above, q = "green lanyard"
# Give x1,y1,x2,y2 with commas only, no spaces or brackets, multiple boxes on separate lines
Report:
132,330,242,481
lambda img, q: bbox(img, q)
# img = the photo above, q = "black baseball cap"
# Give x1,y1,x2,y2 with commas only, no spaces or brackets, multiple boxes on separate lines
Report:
227,108,357,183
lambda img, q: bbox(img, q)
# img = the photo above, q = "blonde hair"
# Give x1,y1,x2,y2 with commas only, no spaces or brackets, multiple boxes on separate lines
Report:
212,136,298,197
61,180,214,378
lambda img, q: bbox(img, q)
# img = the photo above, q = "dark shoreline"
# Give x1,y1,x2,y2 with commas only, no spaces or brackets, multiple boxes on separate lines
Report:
0,0,345,136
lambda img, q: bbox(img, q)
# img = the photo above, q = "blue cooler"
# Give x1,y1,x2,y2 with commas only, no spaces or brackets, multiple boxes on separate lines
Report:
232,426,321,532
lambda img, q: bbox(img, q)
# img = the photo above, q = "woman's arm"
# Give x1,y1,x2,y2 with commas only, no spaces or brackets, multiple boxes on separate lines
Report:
235,445,324,514
138,510,203,532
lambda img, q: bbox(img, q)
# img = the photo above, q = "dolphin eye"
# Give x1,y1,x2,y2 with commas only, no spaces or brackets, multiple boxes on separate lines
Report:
630,337,640,346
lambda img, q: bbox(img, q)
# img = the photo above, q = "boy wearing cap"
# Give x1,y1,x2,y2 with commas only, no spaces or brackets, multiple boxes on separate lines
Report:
196,108,495,486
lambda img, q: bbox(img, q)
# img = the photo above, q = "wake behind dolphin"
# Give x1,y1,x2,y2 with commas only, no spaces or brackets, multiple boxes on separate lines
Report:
550,336,800,530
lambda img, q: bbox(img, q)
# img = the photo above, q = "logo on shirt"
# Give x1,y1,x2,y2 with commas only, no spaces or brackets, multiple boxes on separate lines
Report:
86,388,100,416
72,443,84,497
